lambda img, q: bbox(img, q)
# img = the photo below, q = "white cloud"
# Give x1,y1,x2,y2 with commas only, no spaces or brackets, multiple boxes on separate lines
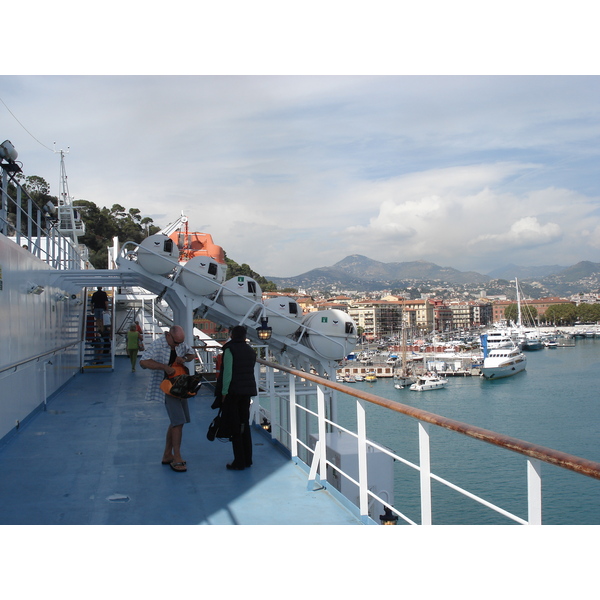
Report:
3,75,600,276
469,216,562,250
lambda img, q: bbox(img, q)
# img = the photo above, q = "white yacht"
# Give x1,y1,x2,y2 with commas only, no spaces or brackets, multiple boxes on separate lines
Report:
409,373,448,391
485,329,515,349
480,344,527,380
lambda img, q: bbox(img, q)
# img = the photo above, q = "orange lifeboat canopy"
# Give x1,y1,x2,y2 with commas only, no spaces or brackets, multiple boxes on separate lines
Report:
169,231,226,264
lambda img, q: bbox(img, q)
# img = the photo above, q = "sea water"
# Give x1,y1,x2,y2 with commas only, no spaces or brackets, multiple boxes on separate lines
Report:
336,338,600,525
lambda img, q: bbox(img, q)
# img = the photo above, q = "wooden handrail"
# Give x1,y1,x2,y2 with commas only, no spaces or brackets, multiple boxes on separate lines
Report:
257,357,600,481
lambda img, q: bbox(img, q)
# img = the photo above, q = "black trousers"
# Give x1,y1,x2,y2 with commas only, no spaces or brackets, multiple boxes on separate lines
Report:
227,394,253,468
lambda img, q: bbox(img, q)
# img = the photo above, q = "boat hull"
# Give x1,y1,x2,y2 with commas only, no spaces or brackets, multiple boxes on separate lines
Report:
481,357,527,379
409,376,448,391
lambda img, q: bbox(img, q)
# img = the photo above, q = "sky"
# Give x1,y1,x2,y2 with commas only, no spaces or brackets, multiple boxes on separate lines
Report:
2,7,600,280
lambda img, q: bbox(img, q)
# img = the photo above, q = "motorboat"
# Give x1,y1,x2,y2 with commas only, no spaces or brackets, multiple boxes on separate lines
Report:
485,329,514,349
394,374,415,388
409,373,448,391
480,344,527,380
365,372,377,382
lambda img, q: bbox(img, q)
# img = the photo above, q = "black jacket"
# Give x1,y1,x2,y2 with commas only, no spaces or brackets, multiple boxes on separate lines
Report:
215,339,257,398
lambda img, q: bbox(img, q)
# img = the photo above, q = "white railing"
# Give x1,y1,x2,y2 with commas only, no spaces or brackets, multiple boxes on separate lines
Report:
1,166,86,270
255,358,600,525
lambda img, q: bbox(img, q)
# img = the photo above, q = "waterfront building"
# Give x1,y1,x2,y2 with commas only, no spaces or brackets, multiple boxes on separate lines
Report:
348,298,438,340
447,300,493,329
490,297,574,324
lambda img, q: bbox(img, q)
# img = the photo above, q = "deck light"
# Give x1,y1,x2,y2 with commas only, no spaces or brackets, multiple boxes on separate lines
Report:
256,317,272,341
379,507,398,525
0,140,21,173
261,418,271,432
0,140,18,162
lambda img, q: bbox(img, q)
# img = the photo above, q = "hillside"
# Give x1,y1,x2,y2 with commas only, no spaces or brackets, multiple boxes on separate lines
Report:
267,256,600,296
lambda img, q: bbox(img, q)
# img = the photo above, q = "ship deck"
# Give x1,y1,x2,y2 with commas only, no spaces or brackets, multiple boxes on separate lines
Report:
0,357,362,526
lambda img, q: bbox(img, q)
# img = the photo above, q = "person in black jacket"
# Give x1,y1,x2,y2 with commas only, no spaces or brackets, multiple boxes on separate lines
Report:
215,325,257,470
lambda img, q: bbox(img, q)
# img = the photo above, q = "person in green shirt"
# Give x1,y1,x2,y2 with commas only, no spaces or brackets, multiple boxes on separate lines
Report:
126,324,142,372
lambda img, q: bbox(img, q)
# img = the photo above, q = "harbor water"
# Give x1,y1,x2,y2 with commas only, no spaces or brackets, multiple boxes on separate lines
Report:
336,338,600,525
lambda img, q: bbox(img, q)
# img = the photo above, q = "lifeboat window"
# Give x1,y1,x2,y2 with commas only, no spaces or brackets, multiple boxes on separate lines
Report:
208,263,218,276
163,239,173,252
345,322,354,334
247,281,257,294
289,302,298,315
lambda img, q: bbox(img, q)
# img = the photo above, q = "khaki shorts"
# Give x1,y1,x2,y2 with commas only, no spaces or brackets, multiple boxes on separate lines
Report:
165,395,190,426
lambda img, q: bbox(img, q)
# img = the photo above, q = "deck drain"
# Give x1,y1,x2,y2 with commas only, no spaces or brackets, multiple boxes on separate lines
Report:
107,493,130,503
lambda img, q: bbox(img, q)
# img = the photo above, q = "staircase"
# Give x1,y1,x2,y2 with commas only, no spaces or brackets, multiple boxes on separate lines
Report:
82,288,114,370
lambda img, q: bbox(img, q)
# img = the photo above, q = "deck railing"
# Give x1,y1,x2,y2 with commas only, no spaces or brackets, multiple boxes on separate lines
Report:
1,166,86,270
255,357,600,525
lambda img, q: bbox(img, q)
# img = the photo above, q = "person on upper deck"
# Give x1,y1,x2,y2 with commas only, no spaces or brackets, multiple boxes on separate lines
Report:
126,323,143,372
214,325,257,471
140,325,195,473
91,286,109,332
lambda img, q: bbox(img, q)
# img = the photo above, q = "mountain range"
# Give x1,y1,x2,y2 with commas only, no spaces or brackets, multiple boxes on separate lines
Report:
266,255,600,297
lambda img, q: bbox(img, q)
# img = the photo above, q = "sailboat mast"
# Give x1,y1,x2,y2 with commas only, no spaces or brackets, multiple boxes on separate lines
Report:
516,277,522,327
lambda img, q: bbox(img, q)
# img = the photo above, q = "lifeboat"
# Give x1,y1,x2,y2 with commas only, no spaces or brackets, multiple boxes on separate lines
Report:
168,229,225,265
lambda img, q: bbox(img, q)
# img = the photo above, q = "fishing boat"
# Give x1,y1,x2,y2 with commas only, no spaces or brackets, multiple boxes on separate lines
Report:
480,343,527,380
409,373,448,391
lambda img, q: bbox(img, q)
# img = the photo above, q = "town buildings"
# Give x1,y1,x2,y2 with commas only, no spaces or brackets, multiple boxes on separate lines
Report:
195,289,583,343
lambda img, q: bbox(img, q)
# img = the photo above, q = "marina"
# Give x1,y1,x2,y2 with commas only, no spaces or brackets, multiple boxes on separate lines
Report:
337,337,600,525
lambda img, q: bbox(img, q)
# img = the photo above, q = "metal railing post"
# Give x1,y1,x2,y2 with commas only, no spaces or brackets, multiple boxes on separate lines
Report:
419,421,433,525
266,366,277,440
527,458,542,525
356,398,370,522
289,372,298,459
316,384,328,483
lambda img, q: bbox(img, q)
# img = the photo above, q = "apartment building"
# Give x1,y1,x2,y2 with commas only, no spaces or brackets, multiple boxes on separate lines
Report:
490,297,573,323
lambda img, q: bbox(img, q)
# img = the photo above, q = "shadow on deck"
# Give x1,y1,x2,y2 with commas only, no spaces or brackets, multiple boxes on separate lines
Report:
0,357,362,525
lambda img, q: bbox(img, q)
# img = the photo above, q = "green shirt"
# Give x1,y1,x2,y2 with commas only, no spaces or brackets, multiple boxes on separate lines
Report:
221,348,233,395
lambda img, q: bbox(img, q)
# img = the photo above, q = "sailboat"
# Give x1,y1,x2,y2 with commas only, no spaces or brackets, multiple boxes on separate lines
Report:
512,278,543,351
394,298,416,389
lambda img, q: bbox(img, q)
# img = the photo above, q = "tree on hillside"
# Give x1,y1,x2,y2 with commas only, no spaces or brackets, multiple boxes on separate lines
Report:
74,199,160,268
224,254,277,292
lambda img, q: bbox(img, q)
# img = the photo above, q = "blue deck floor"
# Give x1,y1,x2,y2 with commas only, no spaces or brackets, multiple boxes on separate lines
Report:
0,357,362,525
